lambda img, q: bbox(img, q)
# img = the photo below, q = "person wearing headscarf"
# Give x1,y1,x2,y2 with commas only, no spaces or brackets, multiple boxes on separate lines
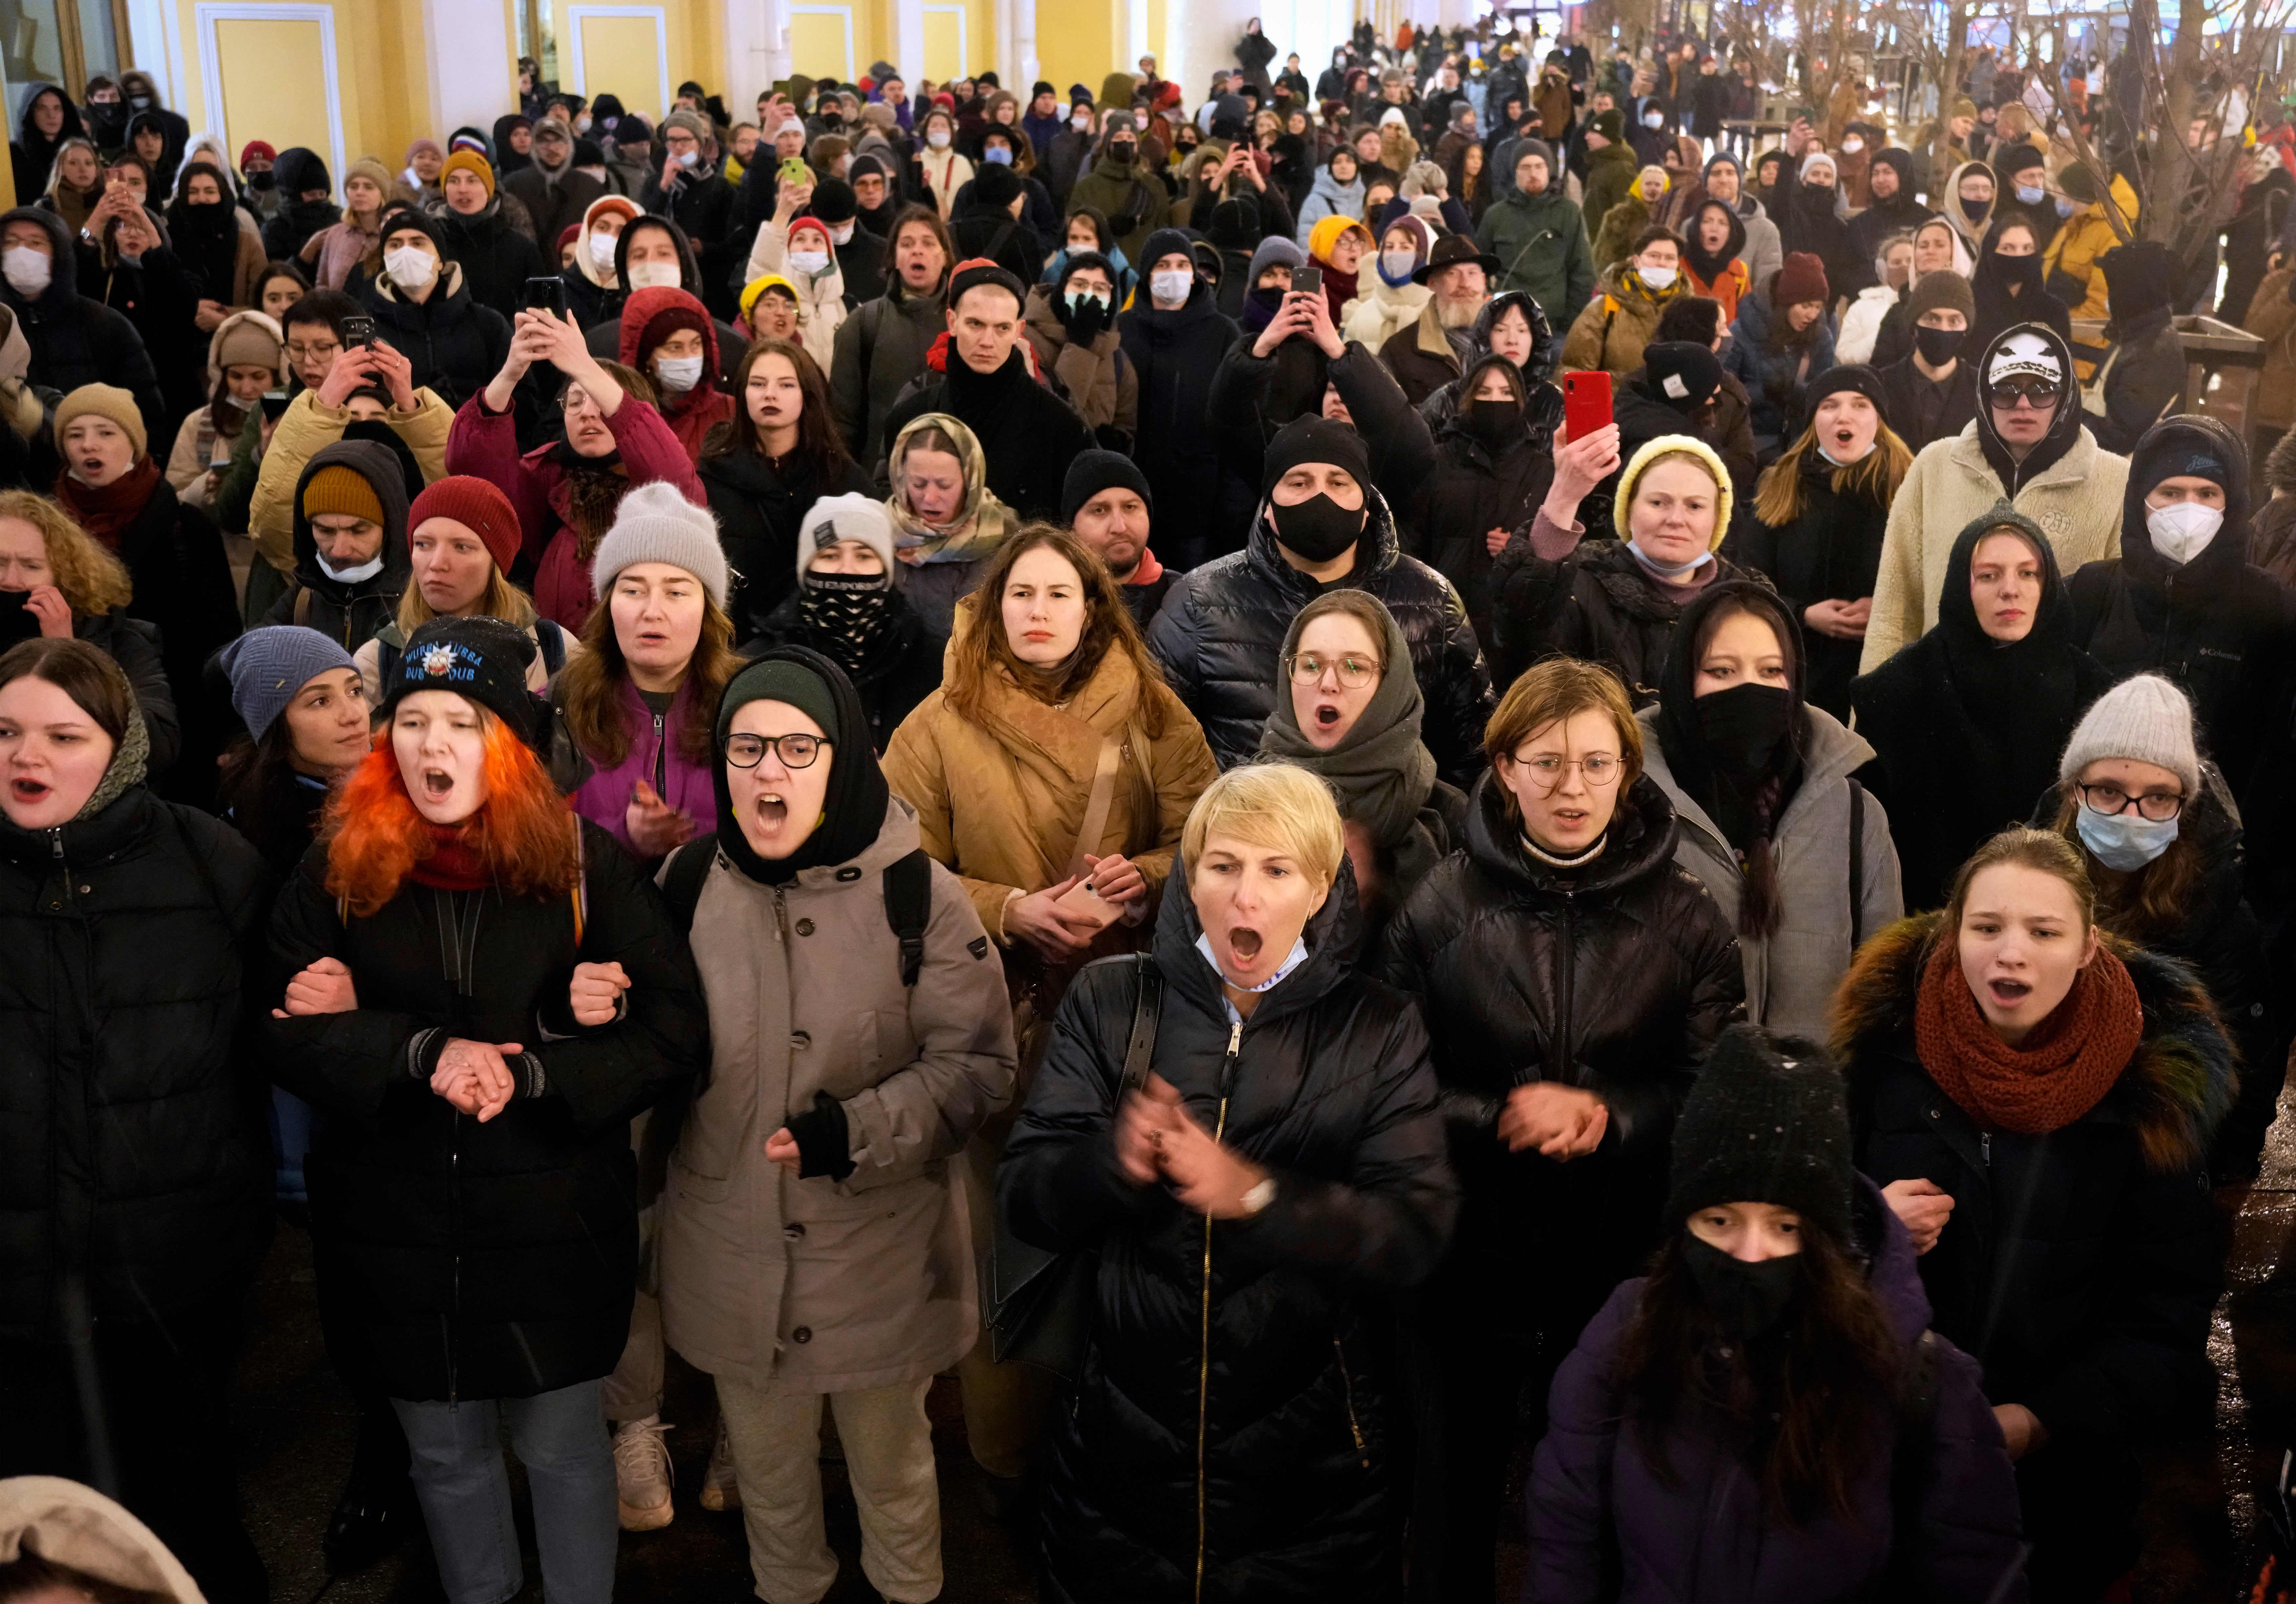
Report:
1851,505,2115,907
1938,158,1997,259
1860,322,2129,670
1966,215,2071,356
1638,582,1901,1037
1680,198,1750,323
1342,213,1433,351
881,410,1016,637
1254,588,1463,936
658,645,1015,1604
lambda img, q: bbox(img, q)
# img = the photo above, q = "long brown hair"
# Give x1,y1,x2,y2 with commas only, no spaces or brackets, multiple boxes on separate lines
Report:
557,589,741,768
1612,1223,1904,1528
2047,789,2197,944
1754,410,1914,526
942,523,1171,740
701,337,852,480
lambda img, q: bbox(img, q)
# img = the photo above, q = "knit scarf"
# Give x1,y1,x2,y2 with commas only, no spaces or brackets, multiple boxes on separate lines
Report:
797,571,894,669
1913,936,2143,1135
55,457,162,549
408,822,494,891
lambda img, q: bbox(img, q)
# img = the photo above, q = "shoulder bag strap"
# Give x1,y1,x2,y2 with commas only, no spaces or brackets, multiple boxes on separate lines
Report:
1118,953,1163,1099
1063,737,1124,883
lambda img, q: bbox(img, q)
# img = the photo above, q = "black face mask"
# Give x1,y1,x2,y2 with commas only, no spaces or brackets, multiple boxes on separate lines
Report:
0,590,40,649
1914,324,1967,365
1108,140,1137,163
1465,397,1519,443
1995,250,2042,289
1271,490,1365,562
1958,190,1988,219
247,168,276,191
1684,1235,1801,1339
1692,681,1794,776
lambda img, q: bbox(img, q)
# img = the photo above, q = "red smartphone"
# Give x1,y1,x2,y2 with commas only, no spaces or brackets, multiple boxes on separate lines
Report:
1561,370,1612,442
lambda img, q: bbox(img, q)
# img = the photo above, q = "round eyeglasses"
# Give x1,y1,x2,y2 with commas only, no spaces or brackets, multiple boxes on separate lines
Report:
1508,752,1623,789
724,733,830,769
2077,781,2182,822
1284,651,1380,688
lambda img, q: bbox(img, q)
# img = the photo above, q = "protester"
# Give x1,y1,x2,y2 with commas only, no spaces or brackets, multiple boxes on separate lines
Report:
1722,251,1835,458
504,117,609,249
1561,225,1685,377
1377,655,1744,1604
0,207,166,445
11,83,84,204
167,159,267,320
215,625,368,876
259,148,341,262
165,310,283,509
1000,759,1456,1600
616,284,731,462
1383,233,1500,405
1875,268,1980,453
430,148,546,321
263,437,411,656
1702,150,1783,288
1966,216,2072,355
1296,146,1367,245
2042,164,2140,323
831,205,952,466
1836,825,2230,1601
2089,241,2188,455
1680,198,1750,323
1417,351,1552,641
1861,323,2128,669
1525,1025,2026,1602
267,615,707,1604
1343,216,1433,353
1637,582,1902,1036
0,636,273,1604
1851,507,2114,907
297,157,389,291
1023,253,1136,451
562,194,641,327
1062,448,1174,622
1835,230,1914,364
880,410,1015,636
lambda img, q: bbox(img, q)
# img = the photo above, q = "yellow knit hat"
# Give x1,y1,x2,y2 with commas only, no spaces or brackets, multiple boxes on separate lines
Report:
54,384,147,459
1616,433,1733,552
740,272,798,322
302,464,386,525
441,148,495,200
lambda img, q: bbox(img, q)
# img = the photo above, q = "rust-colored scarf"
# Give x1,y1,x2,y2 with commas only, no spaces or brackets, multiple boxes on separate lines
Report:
408,823,493,891
1913,936,2144,1135
55,457,163,549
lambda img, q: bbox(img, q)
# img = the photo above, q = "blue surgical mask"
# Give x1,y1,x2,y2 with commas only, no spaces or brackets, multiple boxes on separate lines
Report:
2055,196,2078,219
983,145,1013,164
2014,181,2044,204
2076,805,2180,871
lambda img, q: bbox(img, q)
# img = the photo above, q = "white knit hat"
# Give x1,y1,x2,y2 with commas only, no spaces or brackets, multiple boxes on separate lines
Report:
590,482,729,608
797,492,896,586
2056,673,2201,798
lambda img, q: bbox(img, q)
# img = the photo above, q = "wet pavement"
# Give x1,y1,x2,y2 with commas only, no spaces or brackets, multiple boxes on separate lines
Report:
232,1071,2296,1603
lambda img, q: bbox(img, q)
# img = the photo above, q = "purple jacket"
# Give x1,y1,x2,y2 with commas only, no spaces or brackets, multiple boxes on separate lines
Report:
567,677,717,857
1524,1180,2028,1604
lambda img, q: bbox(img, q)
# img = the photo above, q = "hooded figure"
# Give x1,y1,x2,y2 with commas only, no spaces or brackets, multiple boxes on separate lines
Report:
1967,214,2072,356
1849,504,2115,907
2089,241,2187,454
1416,350,1556,640
1842,148,1933,296
1938,158,1997,258
0,206,166,446
264,438,412,652
11,84,84,203
2065,413,2296,807
1680,198,1751,321
616,284,732,461
258,147,342,261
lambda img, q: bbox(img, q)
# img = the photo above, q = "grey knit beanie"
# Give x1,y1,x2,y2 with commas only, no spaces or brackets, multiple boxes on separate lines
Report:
217,625,358,741
590,481,729,608
2056,673,2201,798
797,492,895,588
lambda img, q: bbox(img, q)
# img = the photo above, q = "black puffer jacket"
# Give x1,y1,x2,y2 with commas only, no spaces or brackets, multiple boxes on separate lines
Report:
0,786,272,1343
1489,532,1766,702
1375,772,1743,1307
102,476,241,803
1837,913,2232,1601
1730,454,1892,719
2066,415,2296,801
1001,864,1458,1604
430,197,548,321
1147,489,1493,784
697,442,877,637
0,207,166,445
361,263,511,413
265,819,709,1401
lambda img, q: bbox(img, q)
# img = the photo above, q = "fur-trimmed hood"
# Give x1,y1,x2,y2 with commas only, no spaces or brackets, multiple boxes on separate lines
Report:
1828,911,2236,1174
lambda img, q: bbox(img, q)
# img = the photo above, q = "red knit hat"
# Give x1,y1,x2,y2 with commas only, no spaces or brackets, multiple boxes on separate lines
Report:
1774,250,1830,309
408,475,522,572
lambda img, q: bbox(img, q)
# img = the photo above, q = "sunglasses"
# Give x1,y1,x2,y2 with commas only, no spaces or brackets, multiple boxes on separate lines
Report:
1986,377,2063,407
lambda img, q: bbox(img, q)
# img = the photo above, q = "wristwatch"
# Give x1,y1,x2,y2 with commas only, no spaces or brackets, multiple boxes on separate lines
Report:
1239,1176,1277,1217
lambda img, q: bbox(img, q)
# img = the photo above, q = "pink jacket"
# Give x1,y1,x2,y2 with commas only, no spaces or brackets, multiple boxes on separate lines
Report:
568,676,718,856
444,390,704,631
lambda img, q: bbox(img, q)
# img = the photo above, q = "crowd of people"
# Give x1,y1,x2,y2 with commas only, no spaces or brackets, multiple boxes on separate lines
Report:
0,19,2289,1604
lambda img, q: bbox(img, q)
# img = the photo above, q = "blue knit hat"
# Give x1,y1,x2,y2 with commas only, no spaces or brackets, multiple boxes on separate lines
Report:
216,626,357,741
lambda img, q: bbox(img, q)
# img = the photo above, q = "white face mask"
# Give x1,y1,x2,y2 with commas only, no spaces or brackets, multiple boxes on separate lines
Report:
830,220,855,244
1381,248,1419,280
1642,110,1664,128
1638,263,1677,289
1072,113,1092,131
1149,267,1193,303
2146,500,2224,564
2,245,51,297
625,260,681,290
385,245,436,289
676,149,699,168
653,353,705,393
315,549,385,585
588,231,618,269
1840,136,1864,152
788,248,830,277
927,129,952,149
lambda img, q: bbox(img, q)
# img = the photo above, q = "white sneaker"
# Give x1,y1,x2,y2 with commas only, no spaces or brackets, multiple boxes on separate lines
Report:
612,1414,675,1531
699,1414,741,1511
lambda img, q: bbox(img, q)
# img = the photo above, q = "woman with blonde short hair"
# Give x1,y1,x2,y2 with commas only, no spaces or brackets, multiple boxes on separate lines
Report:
1000,759,1458,1602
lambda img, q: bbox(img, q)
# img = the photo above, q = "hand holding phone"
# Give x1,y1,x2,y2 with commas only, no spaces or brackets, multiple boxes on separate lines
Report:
1291,263,1323,298
523,276,568,317
1561,369,1612,442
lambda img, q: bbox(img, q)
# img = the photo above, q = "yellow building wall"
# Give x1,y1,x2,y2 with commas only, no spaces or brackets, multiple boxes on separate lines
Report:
785,0,889,86
1037,0,1115,101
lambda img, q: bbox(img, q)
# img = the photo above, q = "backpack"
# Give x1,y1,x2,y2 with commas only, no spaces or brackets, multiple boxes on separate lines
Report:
658,831,933,985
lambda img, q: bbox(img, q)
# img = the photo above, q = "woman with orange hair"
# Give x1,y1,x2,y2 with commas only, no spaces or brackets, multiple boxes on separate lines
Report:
265,615,709,1604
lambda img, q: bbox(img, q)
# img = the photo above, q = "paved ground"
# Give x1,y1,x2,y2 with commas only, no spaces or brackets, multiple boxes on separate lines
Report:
232,1078,2296,1603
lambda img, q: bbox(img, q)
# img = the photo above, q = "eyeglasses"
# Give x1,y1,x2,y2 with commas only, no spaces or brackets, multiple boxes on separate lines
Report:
1508,752,1623,789
1986,377,2063,408
1284,651,1380,688
724,733,830,769
287,339,341,362
2078,781,2182,822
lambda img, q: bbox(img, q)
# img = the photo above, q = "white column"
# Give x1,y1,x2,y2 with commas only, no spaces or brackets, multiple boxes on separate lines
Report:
123,0,175,106
1012,0,1036,91
724,0,786,105
424,0,517,141
896,0,925,79
1128,0,1149,77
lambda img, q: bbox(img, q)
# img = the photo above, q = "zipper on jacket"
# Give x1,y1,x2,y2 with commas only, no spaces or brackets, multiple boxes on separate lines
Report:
1547,890,1578,1088
1980,1131,1991,1168
449,1112,463,1406
1194,1018,1243,1604
652,710,668,795
1334,1337,1369,1469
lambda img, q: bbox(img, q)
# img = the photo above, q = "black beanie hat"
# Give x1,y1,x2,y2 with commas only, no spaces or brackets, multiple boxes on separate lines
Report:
709,645,892,886
2100,240,2179,326
970,158,1024,208
382,617,543,749
810,176,858,223
1992,141,2045,179
1062,448,1155,522
1804,363,1886,411
1643,340,1723,408
1666,1025,1855,1245
1261,414,1372,496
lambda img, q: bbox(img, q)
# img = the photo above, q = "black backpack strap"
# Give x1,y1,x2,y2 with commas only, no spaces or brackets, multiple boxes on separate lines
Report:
377,636,401,689
883,847,933,986
1118,953,1162,1098
660,832,719,935
1847,777,1866,950
536,617,566,676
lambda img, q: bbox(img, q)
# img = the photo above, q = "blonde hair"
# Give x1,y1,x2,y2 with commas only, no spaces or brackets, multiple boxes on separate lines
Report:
0,491,133,615
395,565,537,636
1755,412,1914,527
1183,762,1346,892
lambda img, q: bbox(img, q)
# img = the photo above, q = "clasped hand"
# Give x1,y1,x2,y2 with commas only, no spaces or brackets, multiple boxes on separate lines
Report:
1113,1073,1268,1219
1498,1082,1608,1159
